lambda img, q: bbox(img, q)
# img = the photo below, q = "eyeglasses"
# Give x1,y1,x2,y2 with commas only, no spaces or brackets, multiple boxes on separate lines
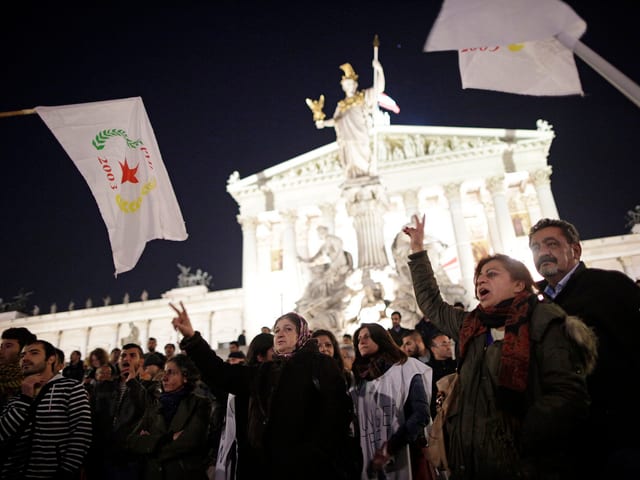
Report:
432,342,451,348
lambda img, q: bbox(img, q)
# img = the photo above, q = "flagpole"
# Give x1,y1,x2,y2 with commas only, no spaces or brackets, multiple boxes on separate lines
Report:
372,34,380,174
557,33,640,109
0,108,36,118
373,36,379,57
372,34,380,117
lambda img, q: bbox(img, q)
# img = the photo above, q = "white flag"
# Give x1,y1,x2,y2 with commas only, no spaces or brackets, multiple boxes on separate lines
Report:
424,0,586,96
36,97,188,276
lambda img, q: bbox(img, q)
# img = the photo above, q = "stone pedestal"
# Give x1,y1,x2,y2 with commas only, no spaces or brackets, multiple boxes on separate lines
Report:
342,177,389,270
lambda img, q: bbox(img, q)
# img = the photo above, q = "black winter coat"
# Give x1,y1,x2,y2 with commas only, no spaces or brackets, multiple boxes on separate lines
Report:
181,332,358,480
537,261,640,449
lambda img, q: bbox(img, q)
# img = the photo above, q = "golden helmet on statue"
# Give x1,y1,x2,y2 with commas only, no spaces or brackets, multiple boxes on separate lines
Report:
340,63,358,81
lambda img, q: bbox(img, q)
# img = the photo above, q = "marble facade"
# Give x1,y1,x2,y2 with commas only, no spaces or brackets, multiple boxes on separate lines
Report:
3,121,640,355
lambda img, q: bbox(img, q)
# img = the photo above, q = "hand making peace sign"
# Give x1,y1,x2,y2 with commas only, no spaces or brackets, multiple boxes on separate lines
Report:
402,213,426,253
170,301,195,339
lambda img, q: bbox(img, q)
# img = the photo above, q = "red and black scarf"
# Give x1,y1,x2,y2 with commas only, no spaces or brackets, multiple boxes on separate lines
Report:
458,291,536,392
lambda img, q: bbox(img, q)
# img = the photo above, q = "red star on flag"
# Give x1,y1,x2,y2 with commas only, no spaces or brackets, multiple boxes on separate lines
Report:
119,158,139,184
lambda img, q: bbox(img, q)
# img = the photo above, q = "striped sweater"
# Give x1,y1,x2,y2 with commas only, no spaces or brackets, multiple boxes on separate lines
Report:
0,373,92,479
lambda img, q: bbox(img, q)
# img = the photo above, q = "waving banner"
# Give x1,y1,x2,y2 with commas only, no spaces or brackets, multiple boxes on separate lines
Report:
36,97,188,275
425,0,586,96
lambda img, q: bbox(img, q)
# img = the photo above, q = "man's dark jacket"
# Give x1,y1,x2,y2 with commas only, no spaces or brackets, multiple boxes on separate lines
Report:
537,261,640,450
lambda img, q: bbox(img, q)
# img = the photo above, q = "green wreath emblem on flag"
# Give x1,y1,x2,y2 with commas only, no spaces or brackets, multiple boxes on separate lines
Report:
92,129,144,151
91,128,156,214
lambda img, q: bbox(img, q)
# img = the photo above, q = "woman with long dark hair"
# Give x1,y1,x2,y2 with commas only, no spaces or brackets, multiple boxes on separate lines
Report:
312,329,344,370
215,332,274,480
351,323,432,479
312,328,357,388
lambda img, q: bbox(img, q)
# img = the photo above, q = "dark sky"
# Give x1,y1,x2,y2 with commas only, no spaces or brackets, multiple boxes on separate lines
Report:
1,1,638,313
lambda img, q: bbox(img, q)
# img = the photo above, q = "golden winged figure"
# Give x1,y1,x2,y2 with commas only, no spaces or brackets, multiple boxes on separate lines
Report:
305,94,326,121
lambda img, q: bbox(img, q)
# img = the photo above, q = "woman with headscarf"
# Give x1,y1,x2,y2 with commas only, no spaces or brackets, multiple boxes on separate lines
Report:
352,323,432,480
404,214,597,480
127,354,213,479
171,303,359,480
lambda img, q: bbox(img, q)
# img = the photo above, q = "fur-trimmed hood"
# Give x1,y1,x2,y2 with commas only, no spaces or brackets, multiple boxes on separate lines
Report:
564,315,598,375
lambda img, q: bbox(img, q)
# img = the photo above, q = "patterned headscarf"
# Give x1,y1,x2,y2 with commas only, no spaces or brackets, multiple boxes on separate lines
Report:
272,312,312,359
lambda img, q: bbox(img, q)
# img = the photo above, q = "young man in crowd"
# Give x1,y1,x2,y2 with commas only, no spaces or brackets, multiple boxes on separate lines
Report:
387,310,411,346
400,330,431,364
62,349,86,382
163,342,176,361
88,343,159,479
0,327,36,408
0,339,92,478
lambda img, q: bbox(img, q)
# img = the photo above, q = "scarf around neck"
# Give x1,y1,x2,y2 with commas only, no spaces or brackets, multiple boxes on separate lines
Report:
459,291,535,392
160,387,189,425
353,354,397,382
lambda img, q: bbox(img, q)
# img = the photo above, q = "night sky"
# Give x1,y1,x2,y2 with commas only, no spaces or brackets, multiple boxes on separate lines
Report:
1,1,638,313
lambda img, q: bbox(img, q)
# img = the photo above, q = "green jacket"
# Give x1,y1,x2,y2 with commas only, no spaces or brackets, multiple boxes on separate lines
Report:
409,250,594,480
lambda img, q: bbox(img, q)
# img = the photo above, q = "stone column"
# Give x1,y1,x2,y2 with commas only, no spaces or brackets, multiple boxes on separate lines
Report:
486,175,516,254
402,189,420,220
83,328,90,356
482,201,503,254
144,319,152,349
256,221,272,277
256,221,284,318
281,210,300,308
238,215,259,336
208,311,216,346
113,324,121,349
56,330,63,351
524,191,541,231
530,167,560,219
343,178,389,270
299,216,312,259
443,182,475,300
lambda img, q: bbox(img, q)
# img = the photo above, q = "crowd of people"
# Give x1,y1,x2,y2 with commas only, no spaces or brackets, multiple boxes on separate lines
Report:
1,216,639,479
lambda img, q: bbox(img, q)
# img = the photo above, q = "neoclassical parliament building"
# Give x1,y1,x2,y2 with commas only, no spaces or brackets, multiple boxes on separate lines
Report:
3,120,640,355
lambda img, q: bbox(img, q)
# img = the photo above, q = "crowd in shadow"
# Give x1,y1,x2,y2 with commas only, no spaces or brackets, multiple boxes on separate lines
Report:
1,217,639,480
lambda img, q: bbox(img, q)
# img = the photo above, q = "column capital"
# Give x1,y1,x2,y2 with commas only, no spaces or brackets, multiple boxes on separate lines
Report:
318,203,336,218
402,189,419,204
343,183,389,217
237,215,258,230
485,175,505,194
530,166,553,187
442,182,462,200
280,210,298,225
